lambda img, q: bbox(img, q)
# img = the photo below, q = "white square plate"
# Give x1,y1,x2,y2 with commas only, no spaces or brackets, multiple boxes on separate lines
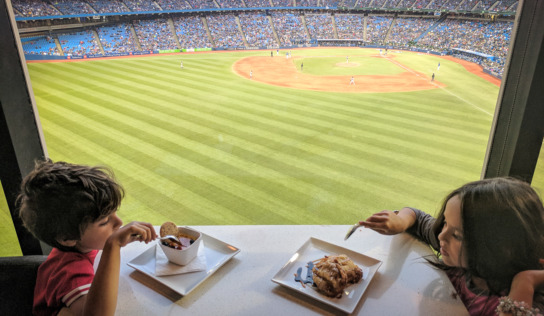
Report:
271,237,382,314
127,233,240,296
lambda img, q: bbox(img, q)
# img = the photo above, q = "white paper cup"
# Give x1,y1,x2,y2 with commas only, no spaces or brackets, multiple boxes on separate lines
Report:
159,226,202,266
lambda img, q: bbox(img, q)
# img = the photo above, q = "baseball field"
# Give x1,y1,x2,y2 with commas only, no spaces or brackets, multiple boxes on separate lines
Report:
1,47,506,255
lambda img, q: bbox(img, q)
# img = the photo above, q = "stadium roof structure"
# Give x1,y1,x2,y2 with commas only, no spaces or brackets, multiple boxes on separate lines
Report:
14,7,328,21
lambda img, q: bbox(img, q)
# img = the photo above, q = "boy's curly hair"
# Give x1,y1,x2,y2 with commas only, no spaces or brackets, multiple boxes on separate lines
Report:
17,159,125,252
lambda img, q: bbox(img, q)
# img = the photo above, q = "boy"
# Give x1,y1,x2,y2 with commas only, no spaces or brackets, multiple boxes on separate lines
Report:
18,160,157,316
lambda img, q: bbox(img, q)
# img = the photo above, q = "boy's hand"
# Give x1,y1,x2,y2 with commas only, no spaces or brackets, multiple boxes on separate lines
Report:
109,222,157,248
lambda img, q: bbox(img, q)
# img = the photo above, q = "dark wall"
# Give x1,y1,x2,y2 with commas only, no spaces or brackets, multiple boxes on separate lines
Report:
1,0,47,255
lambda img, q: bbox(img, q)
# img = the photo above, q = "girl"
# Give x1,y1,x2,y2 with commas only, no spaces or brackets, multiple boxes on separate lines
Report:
361,177,544,316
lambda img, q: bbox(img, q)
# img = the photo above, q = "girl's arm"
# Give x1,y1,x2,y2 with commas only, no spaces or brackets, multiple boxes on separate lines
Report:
360,207,416,235
497,259,544,316
361,207,440,251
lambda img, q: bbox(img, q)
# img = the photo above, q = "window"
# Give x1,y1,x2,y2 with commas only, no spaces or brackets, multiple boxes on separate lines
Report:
2,0,542,255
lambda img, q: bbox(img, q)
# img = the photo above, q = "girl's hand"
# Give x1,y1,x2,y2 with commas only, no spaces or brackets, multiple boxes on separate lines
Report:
109,221,157,248
359,210,408,235
359,208,417,235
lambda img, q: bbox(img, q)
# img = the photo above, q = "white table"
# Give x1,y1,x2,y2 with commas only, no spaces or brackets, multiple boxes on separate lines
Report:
107,225,468,315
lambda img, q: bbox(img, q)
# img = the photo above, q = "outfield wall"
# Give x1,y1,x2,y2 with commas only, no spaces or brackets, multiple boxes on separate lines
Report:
24,45,440,61
23,46,502,80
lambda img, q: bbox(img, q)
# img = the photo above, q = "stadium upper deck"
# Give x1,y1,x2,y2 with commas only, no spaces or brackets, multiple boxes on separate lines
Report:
12,0,517,18
14,0,514,78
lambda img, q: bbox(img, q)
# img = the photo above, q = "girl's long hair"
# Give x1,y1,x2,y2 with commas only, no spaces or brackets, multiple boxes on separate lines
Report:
431,177,544,295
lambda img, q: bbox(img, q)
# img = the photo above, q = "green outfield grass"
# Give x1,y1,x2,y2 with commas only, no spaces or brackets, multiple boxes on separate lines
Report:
1,47,511,256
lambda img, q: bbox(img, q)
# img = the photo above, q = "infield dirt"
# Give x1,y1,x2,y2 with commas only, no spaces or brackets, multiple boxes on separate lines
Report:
233,54,445,93
232,52,501,92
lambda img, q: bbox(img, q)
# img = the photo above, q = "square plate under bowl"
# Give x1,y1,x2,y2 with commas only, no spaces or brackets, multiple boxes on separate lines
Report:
128,232,240,296
271,237,382,314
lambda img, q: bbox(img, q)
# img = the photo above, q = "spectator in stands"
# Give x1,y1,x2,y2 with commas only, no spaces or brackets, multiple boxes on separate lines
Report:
207,14,246,48
305,13,336,39
238,13,278,47
174,15,213,49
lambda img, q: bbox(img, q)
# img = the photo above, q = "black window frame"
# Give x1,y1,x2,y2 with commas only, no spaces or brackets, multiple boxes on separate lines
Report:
1,0,542,255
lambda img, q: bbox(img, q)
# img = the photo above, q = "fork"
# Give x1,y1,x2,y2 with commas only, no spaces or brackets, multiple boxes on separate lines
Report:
344,223,362,240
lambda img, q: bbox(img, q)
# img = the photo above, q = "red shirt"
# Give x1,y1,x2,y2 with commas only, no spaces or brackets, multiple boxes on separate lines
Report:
447,269,500,316
33,248,98,316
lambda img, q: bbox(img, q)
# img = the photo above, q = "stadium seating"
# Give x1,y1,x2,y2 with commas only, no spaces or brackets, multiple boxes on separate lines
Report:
217,0,245,8
239,13,278,47
155,0,192,10
244,0,273,8
295,0,317,6
190,0,218,9
51,0,95,15
411,0,433,9
386,17,437,47
173,15,213,49
305,14,336,39
270,11,308,46
271,0,293,6
132,18,178,51
86,0,127,13
206,14,245,48
121,0,158,11
21,35,60,55
13,0,60,17
97,23,137,54
57,30,101,56
335,14,365,39
11,0,519,16
366,16,391,45
14,0,515,76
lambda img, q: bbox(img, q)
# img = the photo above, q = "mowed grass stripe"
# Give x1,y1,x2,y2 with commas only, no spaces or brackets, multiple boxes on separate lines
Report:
164,69,487,148
39,127,182,224
149,52,493,127
32,68,412,216
30,61,476,198
295,90,492,137
41,113,294,225
35,89,378,221
122,56,490,151
38,116,250,224
31,65,482,191
35,71,446,210
188,90,485,166
39,99,324,223
37,92,348,223
32,66,441,198
301,91,492,138
114,58,236,84
27,49,498,224
67,59,480,170
149,56,489,131
38,109,299,224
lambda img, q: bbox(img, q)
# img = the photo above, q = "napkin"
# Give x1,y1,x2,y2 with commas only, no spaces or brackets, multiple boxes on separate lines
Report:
155,243,207,276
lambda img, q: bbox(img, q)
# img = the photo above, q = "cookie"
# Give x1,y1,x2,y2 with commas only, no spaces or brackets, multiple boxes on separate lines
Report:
160,221,178,237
